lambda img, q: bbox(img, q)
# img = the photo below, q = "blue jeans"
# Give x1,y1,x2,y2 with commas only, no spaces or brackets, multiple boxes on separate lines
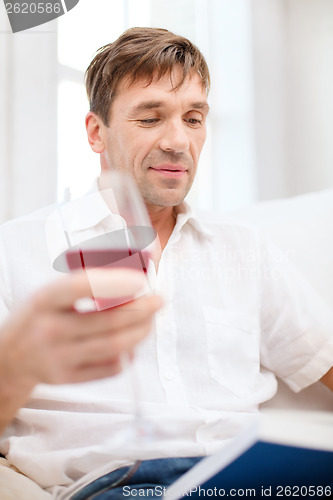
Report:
71,457,204,499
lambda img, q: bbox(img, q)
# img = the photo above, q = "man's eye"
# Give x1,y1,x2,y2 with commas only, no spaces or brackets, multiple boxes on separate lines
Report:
185,118,202,126
139,119,159,125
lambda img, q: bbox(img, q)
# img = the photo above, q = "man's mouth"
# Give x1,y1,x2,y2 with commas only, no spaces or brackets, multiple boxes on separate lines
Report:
149,164,187,178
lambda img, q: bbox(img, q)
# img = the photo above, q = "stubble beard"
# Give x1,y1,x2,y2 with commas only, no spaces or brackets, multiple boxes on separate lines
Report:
140,179,192,208
139,151,195,207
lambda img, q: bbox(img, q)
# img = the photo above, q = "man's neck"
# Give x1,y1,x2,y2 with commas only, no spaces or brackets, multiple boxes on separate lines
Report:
147,205,177,251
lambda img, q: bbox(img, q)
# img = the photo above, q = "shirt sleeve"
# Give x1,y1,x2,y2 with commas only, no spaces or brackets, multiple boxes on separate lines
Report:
0,225,12,323
259,236,333,392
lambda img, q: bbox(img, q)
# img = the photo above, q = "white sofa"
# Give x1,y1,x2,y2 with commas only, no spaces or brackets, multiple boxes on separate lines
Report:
229,188,333,411
0,458,50,500
1,188,332,498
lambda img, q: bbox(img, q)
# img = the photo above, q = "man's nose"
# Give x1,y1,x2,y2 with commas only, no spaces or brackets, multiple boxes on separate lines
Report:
159,119,190,153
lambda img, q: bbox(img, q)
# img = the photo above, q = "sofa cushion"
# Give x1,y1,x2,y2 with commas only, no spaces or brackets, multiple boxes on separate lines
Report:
227,188,333,411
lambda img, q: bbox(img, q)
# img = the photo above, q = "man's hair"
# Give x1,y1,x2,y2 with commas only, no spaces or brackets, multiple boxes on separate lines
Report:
85,27,210,125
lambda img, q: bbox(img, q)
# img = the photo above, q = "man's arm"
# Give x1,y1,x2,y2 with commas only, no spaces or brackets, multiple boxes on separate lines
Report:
320,366,333,391
0,269,161,435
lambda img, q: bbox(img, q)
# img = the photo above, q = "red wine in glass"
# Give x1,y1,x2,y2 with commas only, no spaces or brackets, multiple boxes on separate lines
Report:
65,247,151,310
52,171,158,448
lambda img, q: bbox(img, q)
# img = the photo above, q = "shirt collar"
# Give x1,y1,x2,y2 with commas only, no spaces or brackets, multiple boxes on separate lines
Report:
173,201,214,239
63,179,111,233
63,179,214,239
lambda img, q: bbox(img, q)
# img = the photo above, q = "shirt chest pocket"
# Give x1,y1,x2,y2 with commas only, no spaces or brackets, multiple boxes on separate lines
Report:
203,306,260,397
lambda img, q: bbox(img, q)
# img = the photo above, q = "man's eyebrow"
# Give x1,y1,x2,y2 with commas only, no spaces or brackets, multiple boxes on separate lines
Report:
130,101,163,113
130,100,210,114
191,102,210,113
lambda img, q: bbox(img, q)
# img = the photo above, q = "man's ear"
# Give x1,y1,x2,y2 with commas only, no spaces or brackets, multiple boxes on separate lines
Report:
85,112,106,153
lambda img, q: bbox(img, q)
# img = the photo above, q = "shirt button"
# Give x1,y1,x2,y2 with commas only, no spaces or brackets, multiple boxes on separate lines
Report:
164,370,174,381
159,308,167,317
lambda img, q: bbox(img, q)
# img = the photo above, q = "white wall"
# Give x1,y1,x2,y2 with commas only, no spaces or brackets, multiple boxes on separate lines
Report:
286,0,333,195
0,1,58,223
0,8,11,222
252,0,333,201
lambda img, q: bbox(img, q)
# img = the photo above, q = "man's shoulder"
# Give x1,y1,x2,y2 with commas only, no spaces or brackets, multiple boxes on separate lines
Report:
194,210,262,240
0,203,58,236
0,203,62,309
0,204,58,265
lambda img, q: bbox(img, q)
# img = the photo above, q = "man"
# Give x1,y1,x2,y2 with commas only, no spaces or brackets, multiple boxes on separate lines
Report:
0,27,332,499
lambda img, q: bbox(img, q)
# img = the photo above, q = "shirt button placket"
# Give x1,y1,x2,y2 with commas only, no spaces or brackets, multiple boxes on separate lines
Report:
155,245,188,406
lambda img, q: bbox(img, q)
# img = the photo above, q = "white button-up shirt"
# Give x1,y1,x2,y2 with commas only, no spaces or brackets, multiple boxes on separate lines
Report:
0,187,332,498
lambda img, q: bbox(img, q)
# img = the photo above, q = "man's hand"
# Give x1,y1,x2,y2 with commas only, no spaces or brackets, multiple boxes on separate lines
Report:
0,269,162,434
320,366,333,391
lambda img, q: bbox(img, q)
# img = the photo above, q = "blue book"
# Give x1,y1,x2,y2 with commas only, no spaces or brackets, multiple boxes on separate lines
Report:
166,410,333,499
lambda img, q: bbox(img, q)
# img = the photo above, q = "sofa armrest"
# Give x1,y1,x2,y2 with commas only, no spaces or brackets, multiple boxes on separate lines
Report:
0,458,51,500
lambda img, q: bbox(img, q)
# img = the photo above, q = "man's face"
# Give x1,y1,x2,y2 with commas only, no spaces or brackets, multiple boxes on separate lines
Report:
97,68,209,209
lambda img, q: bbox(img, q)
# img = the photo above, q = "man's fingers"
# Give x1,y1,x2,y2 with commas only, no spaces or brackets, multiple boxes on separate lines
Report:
68,315,154,366
32,269,147,311
65,360,124,384
4,271,162,387
37,294,162,344
63,294,162,340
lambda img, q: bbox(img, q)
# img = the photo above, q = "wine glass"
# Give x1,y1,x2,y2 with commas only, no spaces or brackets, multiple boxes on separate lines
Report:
47,170,157,452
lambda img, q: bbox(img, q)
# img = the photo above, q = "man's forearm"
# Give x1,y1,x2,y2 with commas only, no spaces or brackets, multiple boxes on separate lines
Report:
0,374,35,436
320,366,333,391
